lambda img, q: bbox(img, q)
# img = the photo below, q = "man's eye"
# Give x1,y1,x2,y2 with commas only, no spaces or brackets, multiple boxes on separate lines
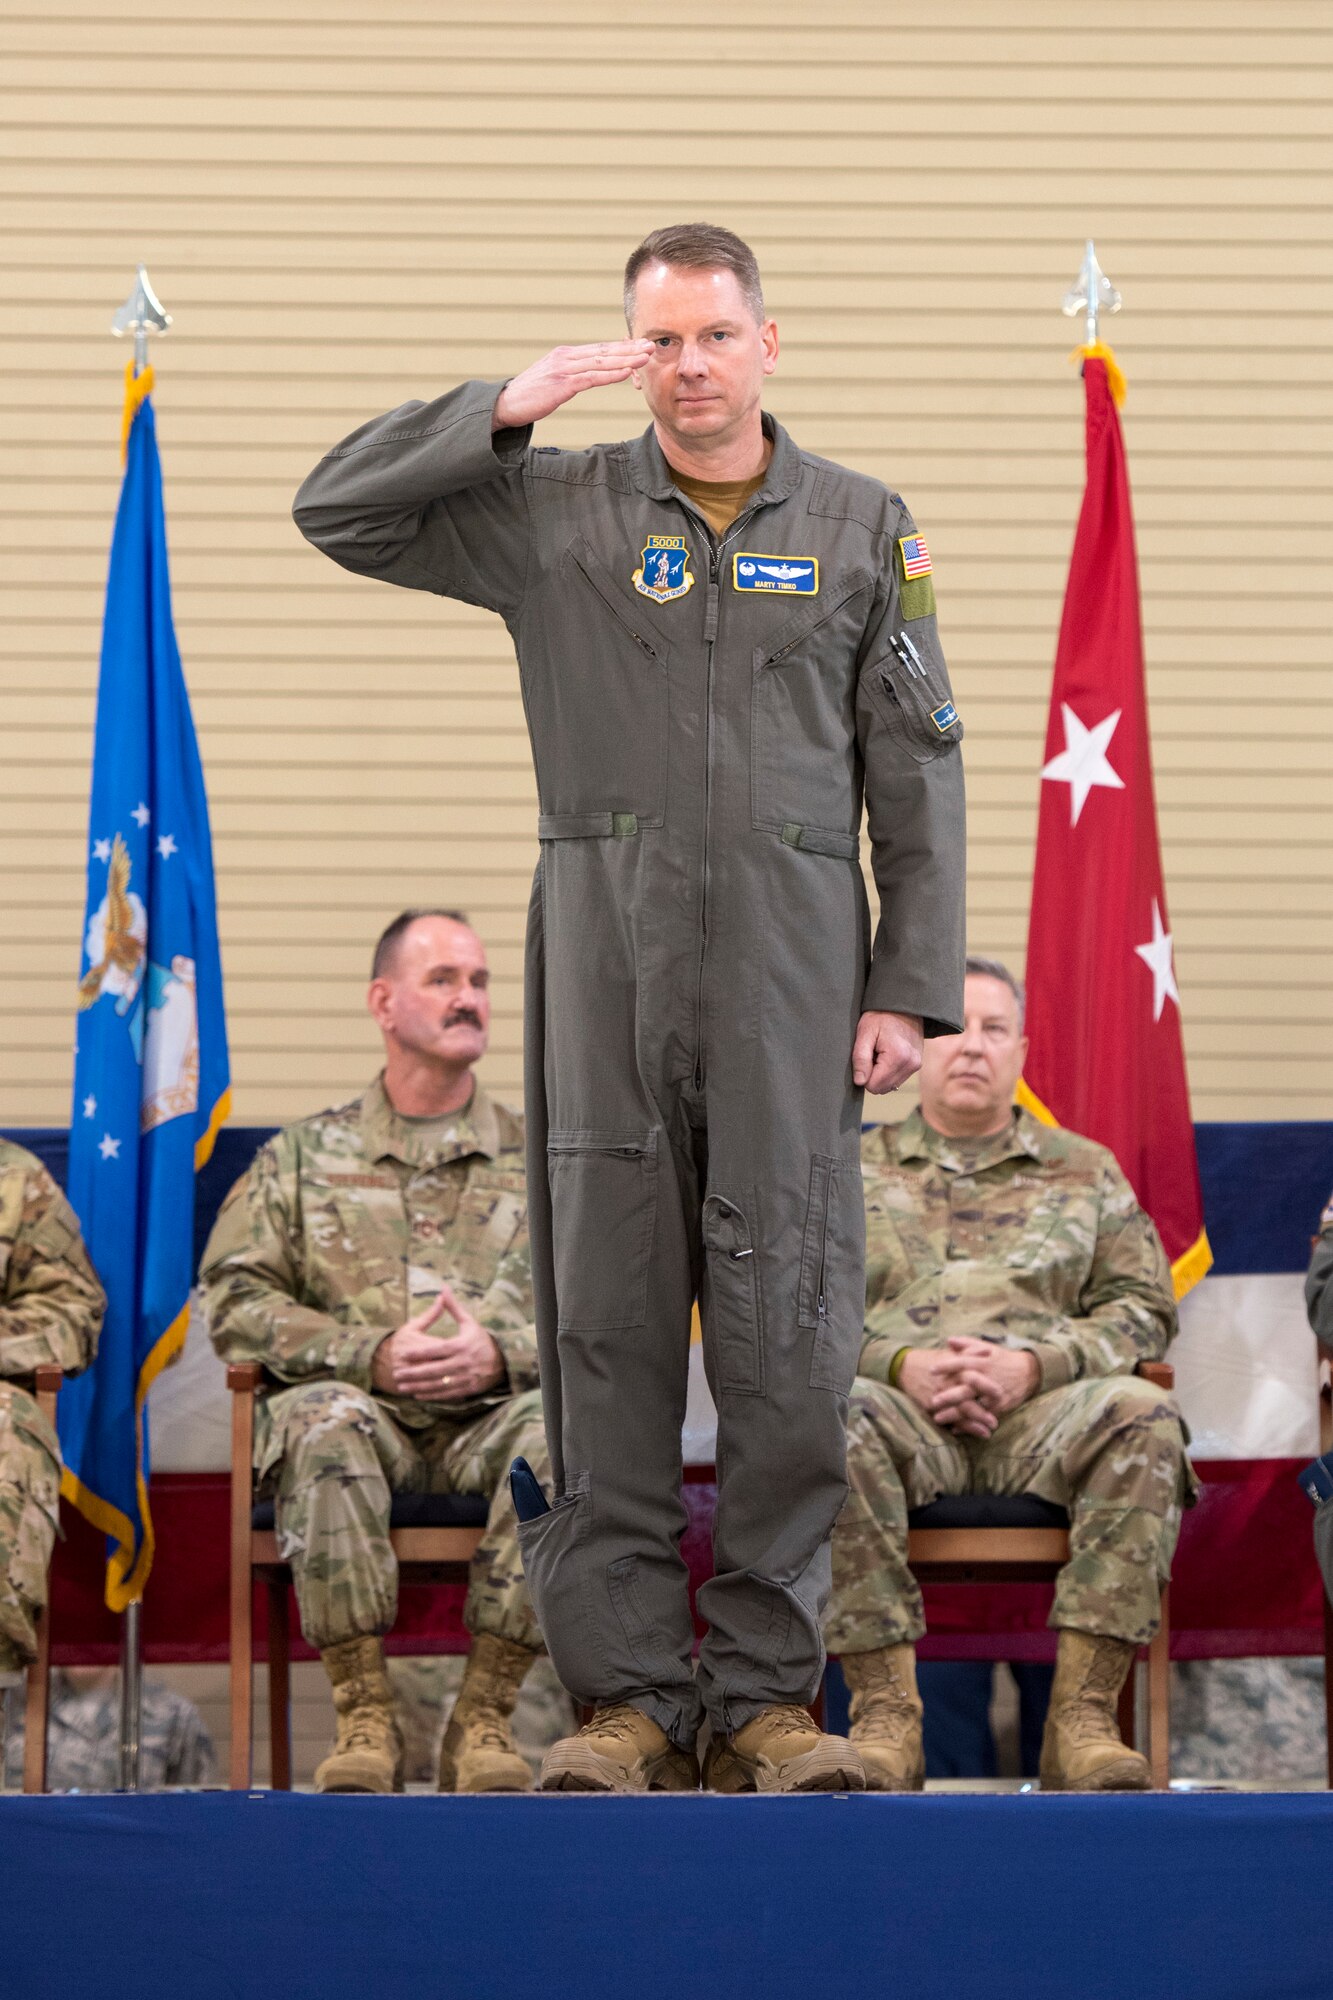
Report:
654,337,673,349
710,331,729,342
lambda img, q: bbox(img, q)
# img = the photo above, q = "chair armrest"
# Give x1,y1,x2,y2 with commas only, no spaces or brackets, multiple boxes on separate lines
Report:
32,1366,62,1426
1137,1360,1174,1392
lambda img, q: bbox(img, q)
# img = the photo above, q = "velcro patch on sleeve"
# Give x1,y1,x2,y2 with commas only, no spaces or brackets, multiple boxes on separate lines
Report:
896,529,936,621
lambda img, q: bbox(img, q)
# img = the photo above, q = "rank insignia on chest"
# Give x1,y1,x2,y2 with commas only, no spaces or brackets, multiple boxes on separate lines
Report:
633,534,695,603
732,553,820,595
898,533,932,579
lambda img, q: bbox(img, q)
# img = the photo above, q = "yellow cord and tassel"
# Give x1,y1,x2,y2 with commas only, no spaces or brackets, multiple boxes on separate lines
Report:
1072,340,1127,408
120,359,154,463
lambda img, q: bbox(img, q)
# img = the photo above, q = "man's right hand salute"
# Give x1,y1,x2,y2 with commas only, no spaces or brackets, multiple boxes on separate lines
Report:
492,340,656,430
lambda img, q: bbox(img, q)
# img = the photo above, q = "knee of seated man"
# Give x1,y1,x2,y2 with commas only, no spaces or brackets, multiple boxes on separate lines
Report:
274,1379,380,1457
1082,1374,1187,1462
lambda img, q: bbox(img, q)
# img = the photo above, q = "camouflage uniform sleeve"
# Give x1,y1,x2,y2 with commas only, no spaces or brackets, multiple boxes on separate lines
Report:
1305,1218,1333,1347
1013,1159,1177,1390
200,1139,387,1391
471,1225,539,1393
0,1159,105,1380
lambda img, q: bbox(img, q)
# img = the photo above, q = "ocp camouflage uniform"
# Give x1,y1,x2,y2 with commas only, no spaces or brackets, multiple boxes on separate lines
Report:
0,1141,105,1672
828,1108,1194,1653
1304,1194,1333,1612
201,1078,548,1653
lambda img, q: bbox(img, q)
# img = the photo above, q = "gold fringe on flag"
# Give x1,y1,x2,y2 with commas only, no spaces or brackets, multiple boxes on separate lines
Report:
120,359,155,464
1072,340,1127,408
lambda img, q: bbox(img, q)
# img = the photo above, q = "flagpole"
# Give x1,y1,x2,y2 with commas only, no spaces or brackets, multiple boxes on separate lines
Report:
109,266,170,1792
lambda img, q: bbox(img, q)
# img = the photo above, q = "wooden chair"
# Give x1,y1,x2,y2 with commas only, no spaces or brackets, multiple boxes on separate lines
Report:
904,1359,1176,1788
227,1363,488,1789
19,1365,62,1794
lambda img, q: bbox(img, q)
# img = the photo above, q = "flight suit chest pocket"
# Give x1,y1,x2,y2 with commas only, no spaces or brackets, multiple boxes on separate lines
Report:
798,1154,867,1395
547,1129,658,1330
751,571,873,849
528,538,670,828
702,1188,764,1395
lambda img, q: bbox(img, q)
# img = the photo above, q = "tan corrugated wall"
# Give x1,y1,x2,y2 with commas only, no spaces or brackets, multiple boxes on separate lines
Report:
4,0,1330,1125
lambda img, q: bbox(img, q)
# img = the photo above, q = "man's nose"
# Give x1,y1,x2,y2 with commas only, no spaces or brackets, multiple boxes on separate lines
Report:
677,342,709,378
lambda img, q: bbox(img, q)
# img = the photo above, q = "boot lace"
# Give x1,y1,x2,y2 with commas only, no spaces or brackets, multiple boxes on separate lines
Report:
755,1703,820,1745
579,1702,649,1745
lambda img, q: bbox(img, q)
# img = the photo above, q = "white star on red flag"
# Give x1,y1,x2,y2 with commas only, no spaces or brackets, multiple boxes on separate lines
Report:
1040,703,1125,826
1135,899,1180,1022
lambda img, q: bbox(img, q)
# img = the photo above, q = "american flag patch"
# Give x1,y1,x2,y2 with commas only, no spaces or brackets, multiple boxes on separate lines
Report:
899,533,932,580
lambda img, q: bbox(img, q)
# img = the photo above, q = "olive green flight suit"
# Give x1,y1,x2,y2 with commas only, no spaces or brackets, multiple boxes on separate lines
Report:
295,382,966,1745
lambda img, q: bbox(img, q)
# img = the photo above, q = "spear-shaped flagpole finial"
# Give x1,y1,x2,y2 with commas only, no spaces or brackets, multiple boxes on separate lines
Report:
1061,239,1121,348
112,265,171,375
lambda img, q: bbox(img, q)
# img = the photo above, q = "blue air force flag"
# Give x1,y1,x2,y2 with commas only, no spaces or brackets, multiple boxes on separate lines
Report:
62,371,230,1610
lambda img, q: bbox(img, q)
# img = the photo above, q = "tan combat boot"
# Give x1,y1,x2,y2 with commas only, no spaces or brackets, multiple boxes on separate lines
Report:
540,1703,699,1793
1039,1628,1151,1792
314,1635,404,1795
438,1634,537,1794
842,1644,926,1792
703,1704,866,1794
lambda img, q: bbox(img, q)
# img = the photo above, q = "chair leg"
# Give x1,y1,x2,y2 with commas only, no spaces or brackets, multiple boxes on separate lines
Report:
1147,1587,1171,1790
266,1575,292,1792
229,1570,254,1791
1323,1585,1333,1790
1117,1664,1136,1749
21,1605,51,1795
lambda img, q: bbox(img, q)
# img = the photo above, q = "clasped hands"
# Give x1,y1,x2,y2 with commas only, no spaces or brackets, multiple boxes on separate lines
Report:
370,1283,505,1403
897,1337,1040,1439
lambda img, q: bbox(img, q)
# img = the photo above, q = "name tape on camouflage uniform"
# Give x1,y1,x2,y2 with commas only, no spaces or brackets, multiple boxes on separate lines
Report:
732,553,820,595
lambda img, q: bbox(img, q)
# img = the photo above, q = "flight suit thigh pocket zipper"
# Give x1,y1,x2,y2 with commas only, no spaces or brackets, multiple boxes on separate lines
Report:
547,1129,659,1331
702,1187,764,1395
797,1154,866,1396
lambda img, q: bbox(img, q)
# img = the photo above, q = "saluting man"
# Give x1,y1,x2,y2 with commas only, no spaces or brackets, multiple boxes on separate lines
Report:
294,223,966,1794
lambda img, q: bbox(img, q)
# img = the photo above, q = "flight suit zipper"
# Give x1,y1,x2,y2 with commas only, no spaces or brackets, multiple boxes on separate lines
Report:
689,503,769,1092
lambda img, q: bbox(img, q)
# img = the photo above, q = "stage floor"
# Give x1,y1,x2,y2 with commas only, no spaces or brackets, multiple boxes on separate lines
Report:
4,1791,1331,2000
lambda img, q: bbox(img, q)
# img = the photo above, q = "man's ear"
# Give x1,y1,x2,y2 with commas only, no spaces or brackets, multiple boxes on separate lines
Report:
367,978,393,1031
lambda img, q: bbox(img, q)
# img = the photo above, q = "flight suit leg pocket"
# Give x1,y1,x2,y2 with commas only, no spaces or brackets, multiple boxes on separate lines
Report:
702,1187,764,1395
515,1473,608,1697
547,1129,658,1330
797,1154,867,1395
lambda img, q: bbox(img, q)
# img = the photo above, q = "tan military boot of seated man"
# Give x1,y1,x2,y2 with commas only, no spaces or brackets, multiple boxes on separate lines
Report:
841,1644,926,1792
314,1635,404,1794
540,1703,700,1793
438,1634,537,1794
1039,1628,1151,1792
703,1705,866,1794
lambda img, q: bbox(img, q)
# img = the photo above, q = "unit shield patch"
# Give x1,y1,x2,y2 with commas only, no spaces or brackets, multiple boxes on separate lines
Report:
633,535,695,603
733,554,820,595
931,700,959,732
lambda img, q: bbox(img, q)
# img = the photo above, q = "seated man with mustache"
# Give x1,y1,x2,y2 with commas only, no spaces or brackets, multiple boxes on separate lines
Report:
827,955,1193,1792
203,909,550,1793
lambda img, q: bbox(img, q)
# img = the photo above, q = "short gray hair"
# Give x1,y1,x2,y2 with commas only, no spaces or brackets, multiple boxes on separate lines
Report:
965,954,1026,1030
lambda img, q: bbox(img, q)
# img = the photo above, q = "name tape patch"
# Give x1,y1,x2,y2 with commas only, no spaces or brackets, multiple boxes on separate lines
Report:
931,700,959,732
899,533,932,580
733,553,820,595
634,535,694,603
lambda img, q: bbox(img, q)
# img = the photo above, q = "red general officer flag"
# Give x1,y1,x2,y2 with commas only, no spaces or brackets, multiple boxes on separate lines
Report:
1019,346,1211,1298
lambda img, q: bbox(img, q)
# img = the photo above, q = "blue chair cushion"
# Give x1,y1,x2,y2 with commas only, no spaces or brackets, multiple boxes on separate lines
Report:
251,1492,490,1532
907,1495,1069,1532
